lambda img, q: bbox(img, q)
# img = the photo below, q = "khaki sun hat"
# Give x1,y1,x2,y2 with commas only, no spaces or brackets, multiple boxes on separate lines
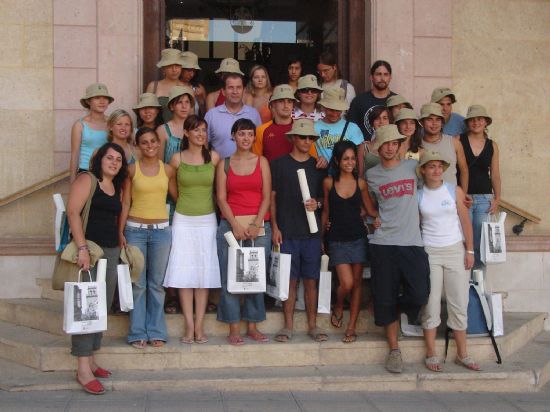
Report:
394,108,422,130
430,87,456,104
386,94,412,109
296,74,323,92
270,84,297,103
464,104,492,126
373,124,406,151
156,48,184,68
120,245,145,283
132,93,161,114
285,118,319,138
215,57,244,75
80,83,114,108
419,102,444,120
416,150,450,179
167,85,195,106
319,87,349,111
181,51,201,70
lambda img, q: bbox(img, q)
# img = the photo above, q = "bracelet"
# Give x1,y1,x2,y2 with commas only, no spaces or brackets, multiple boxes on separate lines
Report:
77,244,89,251
248,223,258,227
466,250,475,255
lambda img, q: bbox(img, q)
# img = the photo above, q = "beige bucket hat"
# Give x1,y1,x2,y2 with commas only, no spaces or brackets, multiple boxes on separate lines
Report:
270,84,297,103
419,102,444,120
386,94,412,109
416,150,450,179
296,74,323,92
132,93,161,114
181,51,201,70
373,124,406,151
465,104,492,126
156,48,184,68
167,85,195,106
319,87,349,111
80,83,114,108
394,108,421,129
285,118,319,139
215,58,244,75
431,87,456,104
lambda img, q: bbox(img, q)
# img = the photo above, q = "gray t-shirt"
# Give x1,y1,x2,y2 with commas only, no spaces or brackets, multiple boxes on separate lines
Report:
366,159,423,246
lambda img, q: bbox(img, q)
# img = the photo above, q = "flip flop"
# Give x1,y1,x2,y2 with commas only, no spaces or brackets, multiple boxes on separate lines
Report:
330,310,343,328
425,356,443,372
130,340,147,349
180,336,194,344
342,329,357,343
247,332,269,343
195,336,209,344
150,340,165,348
455,355,481,371
275,328,293,343
308,327,328,342
227,335,245,346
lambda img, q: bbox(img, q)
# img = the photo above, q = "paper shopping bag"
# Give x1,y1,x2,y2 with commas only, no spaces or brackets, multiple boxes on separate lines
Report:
486,293,504,337
227,245,266,294
317,271,332,314
117,264,134,312
266,248,291,301
480,213,506,264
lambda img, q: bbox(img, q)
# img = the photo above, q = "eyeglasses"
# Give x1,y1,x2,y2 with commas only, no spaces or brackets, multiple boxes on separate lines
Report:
296,135,317,141
299,88,319,94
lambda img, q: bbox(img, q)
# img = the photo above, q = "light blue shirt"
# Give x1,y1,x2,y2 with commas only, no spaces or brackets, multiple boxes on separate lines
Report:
314,118,364,161
443,112,466,137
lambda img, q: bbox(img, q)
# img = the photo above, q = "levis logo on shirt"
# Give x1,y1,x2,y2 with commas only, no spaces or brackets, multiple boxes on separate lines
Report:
379,179,414,199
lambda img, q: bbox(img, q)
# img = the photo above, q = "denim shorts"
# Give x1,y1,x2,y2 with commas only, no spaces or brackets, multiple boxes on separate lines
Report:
281,237,322,280
328,237,368,265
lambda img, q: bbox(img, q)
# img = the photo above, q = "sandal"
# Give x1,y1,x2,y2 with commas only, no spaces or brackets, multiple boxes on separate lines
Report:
180,336,194,344
308,327,328,342
275,328,293,343
425,356,443,372
130,340,147,349
247,331,269,343
164,299,178,314
195,335,209,344
330,310,343,328
206,301,217,312
227,335,245,346
150,340,165,348
342,329,357,343
455,355,481,371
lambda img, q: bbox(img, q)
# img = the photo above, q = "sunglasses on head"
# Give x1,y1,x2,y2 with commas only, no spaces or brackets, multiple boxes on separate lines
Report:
299,88,319,94
296,135,317,141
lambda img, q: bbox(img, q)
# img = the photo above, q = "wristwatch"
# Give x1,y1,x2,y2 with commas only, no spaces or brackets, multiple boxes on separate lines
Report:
317,201,322,210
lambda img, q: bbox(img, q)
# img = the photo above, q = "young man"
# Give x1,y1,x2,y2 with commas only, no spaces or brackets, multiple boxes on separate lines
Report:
204,73,261,158
431,87,466,137
419,103,469,193
348,60,396,140
366,124,431,373
317,51,356,106
270,119,328,343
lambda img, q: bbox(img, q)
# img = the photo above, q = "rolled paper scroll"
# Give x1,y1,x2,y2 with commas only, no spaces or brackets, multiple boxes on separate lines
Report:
321,254,329,272
224,231,240,249
96,258,107,283
297,168,318,233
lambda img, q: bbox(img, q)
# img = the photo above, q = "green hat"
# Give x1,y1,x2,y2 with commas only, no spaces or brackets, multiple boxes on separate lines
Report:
181,51,201,70
215,58,244,75
285,119,319,139
156,48,184,68
416,150,450,179
465,104,492,126
167,85,195,106
373,124,406,151
319,87,349,111
386,94,412,109
419,102,444,120
80,83,114,108
132,93,161,114
431,87,456,104
269,84,297,103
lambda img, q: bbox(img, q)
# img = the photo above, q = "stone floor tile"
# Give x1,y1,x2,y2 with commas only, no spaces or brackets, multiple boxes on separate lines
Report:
369,400,451,412
0,402,68,411
147,390,222,401
67,400,146,412
221,390,293,401
439,401,523,412
224,400,301,412
299,400,379,412
148,400,224,412
0,390,73,401
70,390,146,401
366,391,436,402
512,400,550,412
292,391,366,401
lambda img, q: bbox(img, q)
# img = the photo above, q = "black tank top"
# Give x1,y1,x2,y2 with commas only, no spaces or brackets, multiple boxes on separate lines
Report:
85,184,121,248
327,180,367,242
459,133,494,194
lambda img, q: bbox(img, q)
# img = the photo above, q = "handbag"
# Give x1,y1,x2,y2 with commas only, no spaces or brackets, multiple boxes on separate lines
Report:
227,240,267,294
266,245,292,301
117,264,134,312
480,213,507,264
52,172,103,291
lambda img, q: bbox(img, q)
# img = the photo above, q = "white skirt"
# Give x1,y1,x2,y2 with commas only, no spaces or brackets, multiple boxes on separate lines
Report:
163,212,221,289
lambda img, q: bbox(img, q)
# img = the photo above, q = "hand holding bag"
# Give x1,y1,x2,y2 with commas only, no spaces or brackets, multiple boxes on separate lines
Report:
227,240,267,294
266,245,291,301
117,264,134,312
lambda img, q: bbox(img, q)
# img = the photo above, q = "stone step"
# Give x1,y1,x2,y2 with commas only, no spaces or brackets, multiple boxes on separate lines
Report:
0,312,544,372
1,332,549,393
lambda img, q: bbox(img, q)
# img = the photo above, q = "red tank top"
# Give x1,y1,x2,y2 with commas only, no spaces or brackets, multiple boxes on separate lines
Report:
215,90,225,107
226,158,270,220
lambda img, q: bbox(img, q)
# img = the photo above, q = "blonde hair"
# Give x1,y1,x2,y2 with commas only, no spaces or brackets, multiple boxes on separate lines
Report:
107,109,134,144
246,65,272,96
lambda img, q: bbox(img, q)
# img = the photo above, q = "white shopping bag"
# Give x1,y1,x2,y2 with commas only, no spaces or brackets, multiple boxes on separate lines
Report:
63,270,107,335
266,247,291,301
481,213,507,264
227,242,266,294
486,293,504,337
117,264,134,312
317,271,332,314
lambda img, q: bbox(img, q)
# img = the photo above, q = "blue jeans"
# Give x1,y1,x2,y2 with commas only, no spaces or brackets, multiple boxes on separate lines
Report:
216,219,271,324
124,224,171,342
469,194,493,269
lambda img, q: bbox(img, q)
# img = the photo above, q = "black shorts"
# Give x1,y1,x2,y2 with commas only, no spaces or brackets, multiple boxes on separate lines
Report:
369,244,430,327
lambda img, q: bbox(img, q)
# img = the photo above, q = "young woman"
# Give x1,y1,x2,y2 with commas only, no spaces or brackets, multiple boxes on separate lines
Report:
67,142,128,394
244,65,273,123
133,93,163,131
395,108,423,161
357,106,390,178
107,109,136,164
292,74,325,121
322,141,378,343
216,119,272,345
417,150,479,372
386,94,413,124
180,51,206,117
119,128,178,350
69,83,113,182
317,51,356,105
460,105,501,268
164,115,221,344
146,48,185,122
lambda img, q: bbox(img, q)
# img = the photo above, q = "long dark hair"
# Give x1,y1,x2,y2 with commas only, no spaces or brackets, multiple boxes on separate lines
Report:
181,115,211,163
330,140,358,182
368,106,389,128
396,119,423,154
89,142,128,191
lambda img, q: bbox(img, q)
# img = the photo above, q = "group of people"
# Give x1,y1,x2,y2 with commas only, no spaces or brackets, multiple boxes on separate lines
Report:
64,49,501,394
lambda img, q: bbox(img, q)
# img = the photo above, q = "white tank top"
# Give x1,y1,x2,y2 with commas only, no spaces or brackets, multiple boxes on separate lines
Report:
418,182,463,247
422,135,457,184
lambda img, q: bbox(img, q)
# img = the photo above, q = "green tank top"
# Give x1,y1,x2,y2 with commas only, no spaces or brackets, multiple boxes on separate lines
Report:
175,161,215,216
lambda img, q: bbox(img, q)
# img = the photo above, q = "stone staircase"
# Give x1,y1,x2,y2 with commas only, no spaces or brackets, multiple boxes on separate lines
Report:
0,278,548,392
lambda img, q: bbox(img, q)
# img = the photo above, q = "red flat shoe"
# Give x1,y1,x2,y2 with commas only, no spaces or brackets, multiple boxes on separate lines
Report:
76,376,105,395
93,367,112,378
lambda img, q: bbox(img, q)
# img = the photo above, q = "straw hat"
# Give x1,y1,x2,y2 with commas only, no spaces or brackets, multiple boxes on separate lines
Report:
156,48,184,68
167,86,195,106
386,94,412,109
430,87,456,104
80,83,114,108
285,118,319,138
373,124,406,151
181,51,201,70
319,88,349,111
270,84,297,103
419,103,444,120
132,93,161,114
416,150,450,179
215,58,244,75
464,104,492,126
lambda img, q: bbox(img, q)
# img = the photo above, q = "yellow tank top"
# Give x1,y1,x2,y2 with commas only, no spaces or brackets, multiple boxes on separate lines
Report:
129,160,169,220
